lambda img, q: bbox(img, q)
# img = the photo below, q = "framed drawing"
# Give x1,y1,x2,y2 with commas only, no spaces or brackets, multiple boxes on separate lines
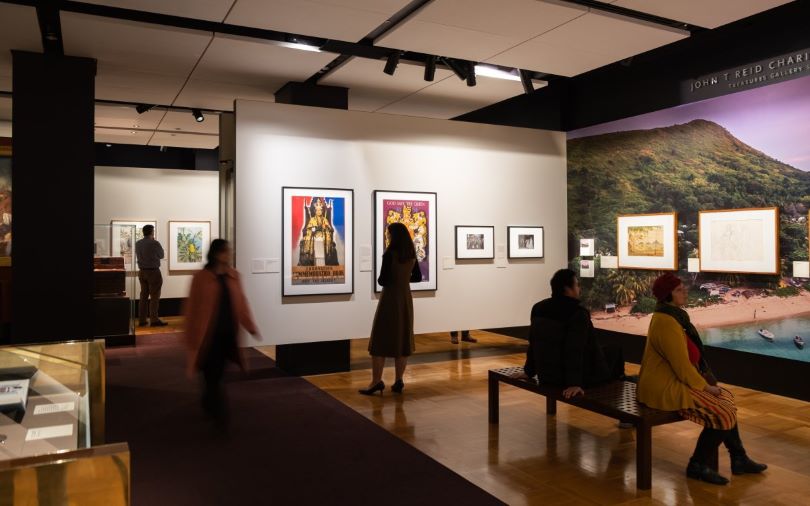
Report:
580,238,595,257
374,190,437,293
455,226,494,260
507,226,544,259
698,207,779,274
168,221,211,272
282,187,354,296
111,220,157,270
617,212,678,270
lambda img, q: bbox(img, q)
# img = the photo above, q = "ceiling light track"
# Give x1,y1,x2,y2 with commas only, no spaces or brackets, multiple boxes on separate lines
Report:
34,0,63,55
556,0,703,33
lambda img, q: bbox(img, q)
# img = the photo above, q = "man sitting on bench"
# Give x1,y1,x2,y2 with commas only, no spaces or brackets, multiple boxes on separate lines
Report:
512,269,625,400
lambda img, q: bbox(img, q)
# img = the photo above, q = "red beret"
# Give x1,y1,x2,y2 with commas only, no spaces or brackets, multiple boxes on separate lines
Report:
652,272,682,302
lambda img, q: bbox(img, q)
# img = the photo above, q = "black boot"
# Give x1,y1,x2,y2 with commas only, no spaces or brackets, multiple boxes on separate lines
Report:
725,425,768,475
688,428,730,485
686,459,729,485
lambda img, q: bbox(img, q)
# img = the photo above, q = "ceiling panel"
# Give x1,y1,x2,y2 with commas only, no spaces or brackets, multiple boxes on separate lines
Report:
95,127,152,145
378,0,587,62
378,74,545,119
78,1,237,22
0,4,43,92
173,78,278,111
598,0,793,29
488,10,687,76
94,66,189,104
225,0,411,41
321,58,453,112
149,131,219,149
157,110,220,135
95,103,165,130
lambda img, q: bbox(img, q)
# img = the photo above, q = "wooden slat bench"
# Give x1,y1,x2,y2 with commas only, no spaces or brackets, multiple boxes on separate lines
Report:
489,367,717,490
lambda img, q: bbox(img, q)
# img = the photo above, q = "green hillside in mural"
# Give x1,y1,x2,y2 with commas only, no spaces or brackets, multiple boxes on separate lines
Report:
568,119,810,272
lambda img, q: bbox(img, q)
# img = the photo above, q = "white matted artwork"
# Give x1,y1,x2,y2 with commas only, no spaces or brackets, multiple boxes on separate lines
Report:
580,259,595,278
580,238,595,257
168,221,211,272
698,208,779,274
600,255,618,269
793,261,809,279
507,226,544,259
455,226,494,260
110,220,156,270
617,213,678,270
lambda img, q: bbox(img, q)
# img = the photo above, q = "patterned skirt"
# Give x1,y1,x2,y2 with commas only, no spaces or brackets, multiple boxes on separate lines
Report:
679,387,737,430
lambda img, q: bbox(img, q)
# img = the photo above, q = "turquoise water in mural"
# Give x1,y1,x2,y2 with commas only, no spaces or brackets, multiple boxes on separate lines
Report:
701,315,810,363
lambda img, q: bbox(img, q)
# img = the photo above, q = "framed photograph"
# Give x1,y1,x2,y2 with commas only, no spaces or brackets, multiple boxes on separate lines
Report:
580,238,595,257
698,207,779,274
455,226,494,260
374,190,437,293
282,187,354,296
111,220,157,270
507,226,544,259
617,213,678,270
580,259,595,278
168,221,211,272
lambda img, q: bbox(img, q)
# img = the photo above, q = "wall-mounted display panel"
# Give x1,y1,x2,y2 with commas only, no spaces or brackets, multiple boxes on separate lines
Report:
617,212,678,270
698,207,779,274
282,187,354,296
507,226,544,259
168,220,211,272
455,226,494,260
110,220,156,271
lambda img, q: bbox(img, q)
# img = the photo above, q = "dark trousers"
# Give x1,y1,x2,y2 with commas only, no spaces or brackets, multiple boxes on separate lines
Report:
138,269,162,324
601,345,626,381
201,333,232,425
692,425,746,464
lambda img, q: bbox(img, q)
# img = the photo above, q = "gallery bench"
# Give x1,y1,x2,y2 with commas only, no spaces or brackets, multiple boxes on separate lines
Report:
488,367,717,490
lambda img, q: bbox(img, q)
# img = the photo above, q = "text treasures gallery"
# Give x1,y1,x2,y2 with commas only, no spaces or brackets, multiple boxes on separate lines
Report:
689,51,810,92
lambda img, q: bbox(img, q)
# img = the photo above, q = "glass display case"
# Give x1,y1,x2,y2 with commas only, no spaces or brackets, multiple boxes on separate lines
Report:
93,224,136,344
0,340,130,505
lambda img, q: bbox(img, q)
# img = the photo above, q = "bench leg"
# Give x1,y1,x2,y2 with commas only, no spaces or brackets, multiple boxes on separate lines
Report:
488,373,499,424
707,446,719,472
546,396,557,416
636,422,652,490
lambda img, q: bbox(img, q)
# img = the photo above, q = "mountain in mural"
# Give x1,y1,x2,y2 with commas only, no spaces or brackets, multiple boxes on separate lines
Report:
568,119,810,267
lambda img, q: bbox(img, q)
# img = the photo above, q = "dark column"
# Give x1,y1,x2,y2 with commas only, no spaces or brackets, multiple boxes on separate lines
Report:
11,51,96,343
273,82,351,375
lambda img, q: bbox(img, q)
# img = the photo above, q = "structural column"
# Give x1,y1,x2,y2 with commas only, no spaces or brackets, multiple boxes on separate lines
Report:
11,51,96,343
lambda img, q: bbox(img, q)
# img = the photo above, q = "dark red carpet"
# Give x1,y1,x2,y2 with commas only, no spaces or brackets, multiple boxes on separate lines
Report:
106,334,505,505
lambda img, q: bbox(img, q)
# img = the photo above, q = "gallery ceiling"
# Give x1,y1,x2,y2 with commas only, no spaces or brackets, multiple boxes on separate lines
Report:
0,0,798,149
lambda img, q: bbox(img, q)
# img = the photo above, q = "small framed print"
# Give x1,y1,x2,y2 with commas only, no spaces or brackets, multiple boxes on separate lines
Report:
455,226,494,260
580,238,595,257
580,259,595,278
168,220,211,272
617,212,678,270
507,226,544,259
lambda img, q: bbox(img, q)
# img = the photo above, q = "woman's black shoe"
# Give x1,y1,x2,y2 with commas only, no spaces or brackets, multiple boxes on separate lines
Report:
686,460,729,485
392,380,404,393
359,382,385,396
731,455,767,475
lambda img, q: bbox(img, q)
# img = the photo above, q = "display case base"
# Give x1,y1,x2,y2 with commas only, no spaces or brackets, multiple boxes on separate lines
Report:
276,340,350,376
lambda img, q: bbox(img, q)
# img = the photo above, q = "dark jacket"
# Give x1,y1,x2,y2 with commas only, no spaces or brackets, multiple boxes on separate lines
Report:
523,295,612,387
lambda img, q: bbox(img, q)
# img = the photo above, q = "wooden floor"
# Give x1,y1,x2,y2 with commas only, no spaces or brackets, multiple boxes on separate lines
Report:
305,331,810,505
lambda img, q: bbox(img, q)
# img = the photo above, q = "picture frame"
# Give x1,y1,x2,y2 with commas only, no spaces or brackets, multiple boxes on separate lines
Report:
698,207,779,275
455,226,495,260
282,187,354,296
110,220,157,271
580,259,595,278
507,226,544,259
168,220,211,272
374,190,437,293
579,238,595,257
617,212,678,271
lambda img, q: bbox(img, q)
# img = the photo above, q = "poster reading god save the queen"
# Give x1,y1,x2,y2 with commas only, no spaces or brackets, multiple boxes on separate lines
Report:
283,187,354,296
374,190,437,293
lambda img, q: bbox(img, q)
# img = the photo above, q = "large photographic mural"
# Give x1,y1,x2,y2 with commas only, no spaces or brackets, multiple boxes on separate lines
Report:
567,74,810,362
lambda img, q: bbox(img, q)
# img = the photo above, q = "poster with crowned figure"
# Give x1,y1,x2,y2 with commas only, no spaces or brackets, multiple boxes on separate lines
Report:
283,187,354,296
374,190,437,293
168,221,210,271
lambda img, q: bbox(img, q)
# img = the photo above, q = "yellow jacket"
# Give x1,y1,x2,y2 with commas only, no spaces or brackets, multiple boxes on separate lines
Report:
637,312,708,410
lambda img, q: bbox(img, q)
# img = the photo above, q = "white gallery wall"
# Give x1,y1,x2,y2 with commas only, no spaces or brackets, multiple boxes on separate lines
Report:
94,166,220,299
235,100,567,346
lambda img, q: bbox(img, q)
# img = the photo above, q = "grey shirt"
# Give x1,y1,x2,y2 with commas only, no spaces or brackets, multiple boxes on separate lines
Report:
135,236,164,270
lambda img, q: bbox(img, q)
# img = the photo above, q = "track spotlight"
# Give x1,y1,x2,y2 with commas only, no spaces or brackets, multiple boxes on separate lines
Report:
519,70,534,94
192,109,204,123
135,104,154,114
466,62,476,87
384,52,401,76
424,55,436,82
442,57,468,81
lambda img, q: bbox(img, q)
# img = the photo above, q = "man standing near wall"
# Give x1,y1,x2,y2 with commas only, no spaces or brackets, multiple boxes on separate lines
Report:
136,224,167,327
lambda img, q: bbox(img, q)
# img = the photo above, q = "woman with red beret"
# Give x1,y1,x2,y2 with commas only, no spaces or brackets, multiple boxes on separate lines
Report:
637,272,766,485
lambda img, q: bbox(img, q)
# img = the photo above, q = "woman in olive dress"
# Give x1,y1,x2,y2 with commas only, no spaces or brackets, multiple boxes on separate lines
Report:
360,222,422,395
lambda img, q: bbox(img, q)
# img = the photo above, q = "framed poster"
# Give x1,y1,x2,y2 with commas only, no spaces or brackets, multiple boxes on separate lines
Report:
110,220,157,270
507,226,544,259
455,226,494,260
617,213,678,270
282,187,354,296
168,221,211,272
374,190,437,293
698,207,779,274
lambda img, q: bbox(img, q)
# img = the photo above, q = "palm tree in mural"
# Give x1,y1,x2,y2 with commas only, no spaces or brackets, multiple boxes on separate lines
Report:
606,269,658,306
177,227,203,263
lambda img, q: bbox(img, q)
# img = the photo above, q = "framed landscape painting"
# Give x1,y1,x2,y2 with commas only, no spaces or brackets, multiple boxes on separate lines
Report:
698,207,779,274
374,190,437,293
282,187,354,296
168,221,211,272
455,226,494,260
507,226,544,259
111,220,156,270
617,212,677,270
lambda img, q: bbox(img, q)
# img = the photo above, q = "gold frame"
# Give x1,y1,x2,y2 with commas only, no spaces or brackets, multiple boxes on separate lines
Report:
616,212,678,271
697,206,780,275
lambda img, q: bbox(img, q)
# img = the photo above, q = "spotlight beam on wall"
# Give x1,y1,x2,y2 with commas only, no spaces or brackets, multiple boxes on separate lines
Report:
383,52,401,75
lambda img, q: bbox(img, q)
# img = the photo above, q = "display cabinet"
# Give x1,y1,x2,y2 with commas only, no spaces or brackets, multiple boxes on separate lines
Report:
93,224,136,345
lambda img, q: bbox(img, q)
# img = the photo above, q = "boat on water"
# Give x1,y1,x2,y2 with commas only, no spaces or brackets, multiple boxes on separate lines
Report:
795,336,805,349
757,329,775,342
